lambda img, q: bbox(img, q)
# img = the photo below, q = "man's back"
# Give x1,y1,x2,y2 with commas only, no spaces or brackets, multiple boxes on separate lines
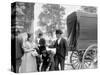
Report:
16,37,24,59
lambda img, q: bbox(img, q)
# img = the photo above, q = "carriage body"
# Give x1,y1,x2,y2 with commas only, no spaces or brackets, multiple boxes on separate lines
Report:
77,11,97,50
67,10,97,69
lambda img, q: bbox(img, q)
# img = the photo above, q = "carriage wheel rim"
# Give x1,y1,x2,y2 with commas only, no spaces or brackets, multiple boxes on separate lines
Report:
82,44,97,69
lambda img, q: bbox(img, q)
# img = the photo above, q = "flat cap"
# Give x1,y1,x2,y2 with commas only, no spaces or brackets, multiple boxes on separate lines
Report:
56,29,63,34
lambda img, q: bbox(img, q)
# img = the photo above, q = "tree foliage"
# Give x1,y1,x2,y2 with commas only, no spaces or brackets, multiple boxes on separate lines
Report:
81,6,97,13
38,4,65,34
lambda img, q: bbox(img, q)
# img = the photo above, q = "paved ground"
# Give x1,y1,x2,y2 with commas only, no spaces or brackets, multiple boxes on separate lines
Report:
64,51,73,70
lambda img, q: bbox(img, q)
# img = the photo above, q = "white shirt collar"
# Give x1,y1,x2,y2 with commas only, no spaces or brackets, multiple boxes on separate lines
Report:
58,37,62,44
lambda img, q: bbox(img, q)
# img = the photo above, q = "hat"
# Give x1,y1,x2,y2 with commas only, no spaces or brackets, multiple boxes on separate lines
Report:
38,33,43,37
56,29,63,34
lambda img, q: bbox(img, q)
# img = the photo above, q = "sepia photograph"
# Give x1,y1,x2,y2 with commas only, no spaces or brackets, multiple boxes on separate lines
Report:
11,2,97,73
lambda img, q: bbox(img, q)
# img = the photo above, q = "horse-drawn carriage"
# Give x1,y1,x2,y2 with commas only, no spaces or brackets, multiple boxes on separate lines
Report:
67,11,97,69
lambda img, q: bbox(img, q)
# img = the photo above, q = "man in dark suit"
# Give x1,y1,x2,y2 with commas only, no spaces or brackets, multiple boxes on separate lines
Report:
49,29,68,70
15,31,24,73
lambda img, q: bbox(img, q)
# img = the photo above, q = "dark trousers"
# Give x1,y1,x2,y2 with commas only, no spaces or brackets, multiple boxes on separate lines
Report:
11,59,16,72
41,61,49,71
16,59,22,73
41,54,55,71
41,60,55,71
54,55,65,70
36,56,41,72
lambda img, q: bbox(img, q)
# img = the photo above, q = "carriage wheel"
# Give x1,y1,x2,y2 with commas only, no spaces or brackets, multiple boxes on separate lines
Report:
82,44,97,69
70,51,83,69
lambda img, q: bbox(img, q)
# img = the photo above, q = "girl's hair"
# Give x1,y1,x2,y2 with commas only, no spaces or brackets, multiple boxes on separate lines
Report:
27,33,31,40
38,33,43,37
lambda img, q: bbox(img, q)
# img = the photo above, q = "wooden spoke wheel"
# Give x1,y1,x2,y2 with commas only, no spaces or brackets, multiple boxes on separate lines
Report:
70,50,85,69
82,44,97,69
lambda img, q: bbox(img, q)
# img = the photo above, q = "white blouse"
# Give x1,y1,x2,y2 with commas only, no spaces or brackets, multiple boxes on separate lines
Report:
22,40,38,56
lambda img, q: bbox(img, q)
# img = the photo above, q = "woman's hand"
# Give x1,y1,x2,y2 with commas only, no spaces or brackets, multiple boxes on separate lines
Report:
31,50,38,56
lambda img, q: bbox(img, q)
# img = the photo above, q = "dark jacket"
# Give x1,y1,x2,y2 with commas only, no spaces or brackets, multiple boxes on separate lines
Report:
39,38,46,46
16,37,24,59
38,38,46,54
49,38,68,59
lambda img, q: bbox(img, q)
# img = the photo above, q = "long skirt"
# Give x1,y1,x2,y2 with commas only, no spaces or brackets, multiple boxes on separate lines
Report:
19,52,37,73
